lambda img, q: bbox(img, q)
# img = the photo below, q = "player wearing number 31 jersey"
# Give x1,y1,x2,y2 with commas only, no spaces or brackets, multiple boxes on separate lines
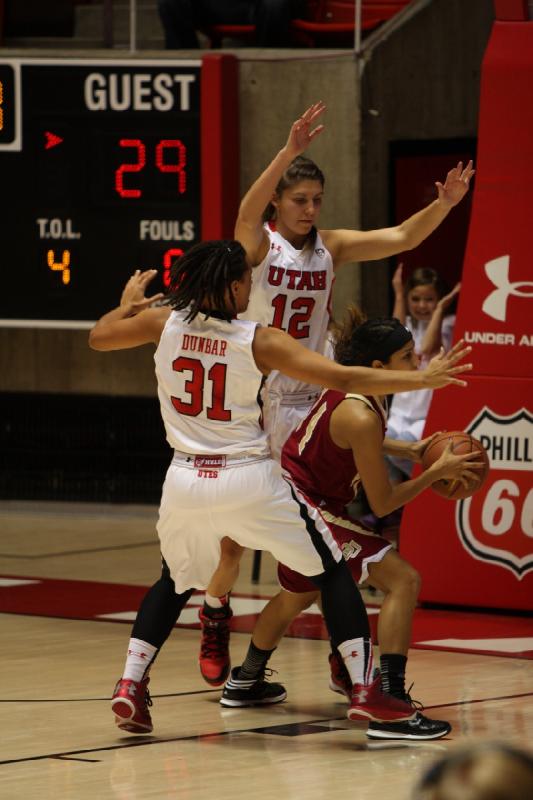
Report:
88,240,472,733
155,309,268,457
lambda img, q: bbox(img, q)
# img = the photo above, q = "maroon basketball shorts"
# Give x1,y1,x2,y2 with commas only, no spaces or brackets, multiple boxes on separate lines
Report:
278,504,392,593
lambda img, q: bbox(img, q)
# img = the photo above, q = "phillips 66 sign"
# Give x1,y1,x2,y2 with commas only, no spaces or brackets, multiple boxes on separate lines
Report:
457,407,533,579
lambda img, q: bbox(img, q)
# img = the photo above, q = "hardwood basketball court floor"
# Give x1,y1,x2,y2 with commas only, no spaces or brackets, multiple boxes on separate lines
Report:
1,502,532,800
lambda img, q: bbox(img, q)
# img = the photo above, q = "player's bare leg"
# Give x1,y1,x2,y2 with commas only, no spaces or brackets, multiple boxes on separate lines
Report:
367,550,419,660
363,550,452,740
205,537,244,598
199,537,244,686
252,588,319,650
219,589,317,708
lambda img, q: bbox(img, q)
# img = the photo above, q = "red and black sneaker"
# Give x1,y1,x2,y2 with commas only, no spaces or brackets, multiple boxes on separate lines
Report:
348,674,416,723
111,677,153,734
198,606,233,686
367,685,452,740
328,650,352,701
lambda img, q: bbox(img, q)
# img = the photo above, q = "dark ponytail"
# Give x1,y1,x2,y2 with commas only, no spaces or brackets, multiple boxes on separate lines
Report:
333,306,412,367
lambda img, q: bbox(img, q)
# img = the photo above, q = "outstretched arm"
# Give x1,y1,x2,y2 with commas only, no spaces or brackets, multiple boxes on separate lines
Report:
332,404,482,517
89,269,168,351
323,161,475,269
253,326,472,395
235,102,326,265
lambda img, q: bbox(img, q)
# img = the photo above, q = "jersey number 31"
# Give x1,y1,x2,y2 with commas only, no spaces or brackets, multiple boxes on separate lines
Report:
171,357,231,421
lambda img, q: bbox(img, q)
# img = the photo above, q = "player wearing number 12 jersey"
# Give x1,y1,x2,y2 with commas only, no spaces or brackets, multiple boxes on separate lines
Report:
198,102,475,687
240,222,334,458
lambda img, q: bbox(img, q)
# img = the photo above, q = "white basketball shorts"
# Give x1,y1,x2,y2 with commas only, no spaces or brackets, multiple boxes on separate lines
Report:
157,455,342,594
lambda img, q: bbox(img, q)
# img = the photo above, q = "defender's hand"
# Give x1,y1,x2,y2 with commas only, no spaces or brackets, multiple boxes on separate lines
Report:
435,160,475,208
120,269,164,315
422,339,473,388
284,102,326,159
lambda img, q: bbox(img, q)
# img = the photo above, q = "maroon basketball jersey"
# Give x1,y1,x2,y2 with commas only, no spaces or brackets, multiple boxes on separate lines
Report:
281,390,387,514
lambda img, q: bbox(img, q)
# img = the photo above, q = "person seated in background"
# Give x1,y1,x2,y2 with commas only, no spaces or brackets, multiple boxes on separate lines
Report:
412,742,533,800
157,0,304,49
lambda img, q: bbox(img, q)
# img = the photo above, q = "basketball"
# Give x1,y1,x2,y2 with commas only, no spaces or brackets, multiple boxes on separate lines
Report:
421,431,490,500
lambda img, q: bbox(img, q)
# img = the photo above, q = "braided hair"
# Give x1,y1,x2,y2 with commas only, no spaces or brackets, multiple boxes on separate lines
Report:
166,239,248,322
333,306,412,367
263,155,325,246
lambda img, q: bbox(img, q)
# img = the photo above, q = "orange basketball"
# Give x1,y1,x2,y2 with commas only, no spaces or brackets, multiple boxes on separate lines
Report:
421,431,490,500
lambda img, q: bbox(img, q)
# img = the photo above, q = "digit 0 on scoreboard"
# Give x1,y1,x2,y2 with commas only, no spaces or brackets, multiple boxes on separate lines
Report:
0,56,239,325
0,63,17,147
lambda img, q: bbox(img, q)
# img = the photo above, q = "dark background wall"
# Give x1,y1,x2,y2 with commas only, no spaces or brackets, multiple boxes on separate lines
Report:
360,0,494,316
1,1,495,397
1,0,497,501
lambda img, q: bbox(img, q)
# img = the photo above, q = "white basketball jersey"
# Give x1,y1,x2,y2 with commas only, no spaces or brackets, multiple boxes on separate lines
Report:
239,223,335,396
154,309,268,456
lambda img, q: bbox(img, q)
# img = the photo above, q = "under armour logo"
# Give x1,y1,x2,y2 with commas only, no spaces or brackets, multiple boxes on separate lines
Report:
128,649,148,659
482,255,533,321
352,688,368,703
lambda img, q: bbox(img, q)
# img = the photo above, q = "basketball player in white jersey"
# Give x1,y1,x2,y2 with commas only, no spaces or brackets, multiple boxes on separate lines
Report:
198,102,475,688
89,241,472,733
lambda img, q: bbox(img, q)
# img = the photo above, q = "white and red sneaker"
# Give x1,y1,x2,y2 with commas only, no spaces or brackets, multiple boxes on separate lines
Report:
348,675,416,723
198,606,232,686
111,677,153,734
328,651,352,701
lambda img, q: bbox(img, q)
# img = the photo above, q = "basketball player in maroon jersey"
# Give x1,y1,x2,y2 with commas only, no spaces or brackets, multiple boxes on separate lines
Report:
220,307,482,740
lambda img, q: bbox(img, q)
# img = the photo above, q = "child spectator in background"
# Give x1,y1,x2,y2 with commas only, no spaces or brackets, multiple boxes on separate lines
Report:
362,265,460,536
387,264,460,477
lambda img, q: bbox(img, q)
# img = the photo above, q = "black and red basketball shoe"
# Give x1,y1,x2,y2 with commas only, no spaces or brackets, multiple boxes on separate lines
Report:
111,677,153,734
367,687,451,739
328,650,352,700
198,605,232,686
220,667,287,707
348,675,416,723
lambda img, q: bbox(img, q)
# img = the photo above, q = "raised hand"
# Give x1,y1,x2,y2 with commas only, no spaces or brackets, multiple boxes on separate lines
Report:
435,160,475,208
392,263,404,295
422,339,473,388
284,102,326,160
437,281,461,312
120,269,164,315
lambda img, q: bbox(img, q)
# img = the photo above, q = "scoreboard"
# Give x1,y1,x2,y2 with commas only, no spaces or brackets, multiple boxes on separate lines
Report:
0,56,239,326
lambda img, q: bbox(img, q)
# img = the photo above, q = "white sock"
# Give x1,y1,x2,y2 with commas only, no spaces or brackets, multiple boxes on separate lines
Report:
122,638,158,682
337,637,374,686
204,592,227,609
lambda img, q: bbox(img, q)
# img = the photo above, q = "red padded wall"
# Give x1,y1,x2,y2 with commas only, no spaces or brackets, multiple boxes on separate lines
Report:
400,22,533,611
